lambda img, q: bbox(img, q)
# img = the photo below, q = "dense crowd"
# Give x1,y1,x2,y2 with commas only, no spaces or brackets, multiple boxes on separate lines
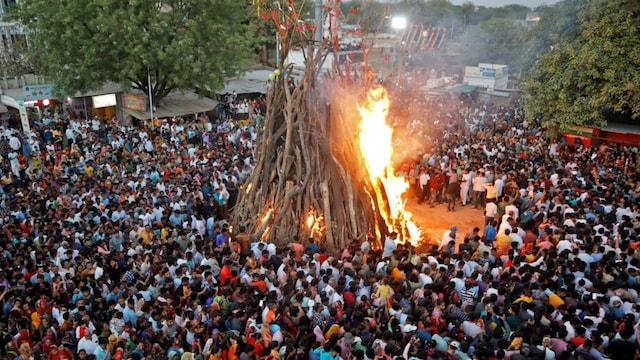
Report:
0,84,639,360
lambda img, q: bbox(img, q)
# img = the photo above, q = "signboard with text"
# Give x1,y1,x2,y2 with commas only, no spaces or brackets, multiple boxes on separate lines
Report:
121,93,147,111
479,67,496,78
92,94,117,108
22,84,54,101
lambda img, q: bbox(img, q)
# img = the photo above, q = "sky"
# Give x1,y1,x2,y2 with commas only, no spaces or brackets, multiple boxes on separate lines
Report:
449,0,560,8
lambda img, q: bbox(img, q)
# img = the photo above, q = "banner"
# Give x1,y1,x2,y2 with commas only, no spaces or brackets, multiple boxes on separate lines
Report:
121,93,147,111
22,84,54,101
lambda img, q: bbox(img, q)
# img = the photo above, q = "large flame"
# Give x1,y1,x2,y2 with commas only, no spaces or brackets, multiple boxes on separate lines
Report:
357,87,422,245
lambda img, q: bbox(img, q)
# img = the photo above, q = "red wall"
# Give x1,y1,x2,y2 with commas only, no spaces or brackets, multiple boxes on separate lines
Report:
598,129,640,145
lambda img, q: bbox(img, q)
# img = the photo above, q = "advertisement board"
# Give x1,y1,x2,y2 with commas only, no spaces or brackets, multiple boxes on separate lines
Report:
92,94,117,108
122,93,147,111
22,84,54,101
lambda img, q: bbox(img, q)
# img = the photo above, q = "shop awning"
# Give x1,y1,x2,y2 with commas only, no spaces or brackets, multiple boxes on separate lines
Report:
73,83,124,98
213,69,272,95
120,91,218,120
458,85,477,93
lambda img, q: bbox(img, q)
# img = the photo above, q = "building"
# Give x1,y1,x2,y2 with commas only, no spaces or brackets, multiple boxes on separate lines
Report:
0,0,26,59
525,12,540,28
463,63,509,90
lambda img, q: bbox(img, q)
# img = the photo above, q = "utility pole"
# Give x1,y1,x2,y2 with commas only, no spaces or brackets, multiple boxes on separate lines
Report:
315,0,323,46
148,68,154,129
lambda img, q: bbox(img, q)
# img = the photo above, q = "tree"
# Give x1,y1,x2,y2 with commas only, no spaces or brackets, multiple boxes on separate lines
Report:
341,1,388,33
525,0,640,129
520,0,584,74
460,1,475,29
16,0,251,104
246,3,277,65
460,18,527,67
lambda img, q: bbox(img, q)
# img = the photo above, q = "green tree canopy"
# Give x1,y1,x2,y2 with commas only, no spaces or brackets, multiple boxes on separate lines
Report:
16,0,251,103
525,0,640,129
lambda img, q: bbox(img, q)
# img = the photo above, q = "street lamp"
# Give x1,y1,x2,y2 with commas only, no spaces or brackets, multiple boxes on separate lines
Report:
274,1,282,67
391,17,407,30
148,68,154,126
390,17,407,74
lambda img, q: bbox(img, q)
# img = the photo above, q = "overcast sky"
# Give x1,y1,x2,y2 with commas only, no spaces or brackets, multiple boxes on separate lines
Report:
449,0,560,8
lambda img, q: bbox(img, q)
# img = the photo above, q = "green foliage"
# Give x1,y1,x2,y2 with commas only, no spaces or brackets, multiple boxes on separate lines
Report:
341,1,388,33
460,18,526,67
468,4,530,26
16,0,251,103
246,3,277,65
520,0,584,73
525,0,640,129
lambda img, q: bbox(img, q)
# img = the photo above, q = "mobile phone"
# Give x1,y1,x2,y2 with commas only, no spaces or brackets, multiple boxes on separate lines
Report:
592,293,597,300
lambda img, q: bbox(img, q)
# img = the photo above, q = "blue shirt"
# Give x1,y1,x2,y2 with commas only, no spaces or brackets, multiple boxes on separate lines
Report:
123,306,138,327
93,346,110,360
215,233,229,247
483,225,497,243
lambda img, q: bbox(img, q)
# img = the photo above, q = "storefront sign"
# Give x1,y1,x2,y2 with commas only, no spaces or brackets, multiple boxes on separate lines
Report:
92,94,117,108
68,97,92,116
122,93,147,111
22,84,54,101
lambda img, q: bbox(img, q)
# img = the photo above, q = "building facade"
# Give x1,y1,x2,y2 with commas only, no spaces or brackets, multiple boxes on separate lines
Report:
0,0,26,57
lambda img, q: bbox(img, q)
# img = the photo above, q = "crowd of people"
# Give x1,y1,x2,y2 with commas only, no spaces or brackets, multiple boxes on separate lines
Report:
0,83,639,360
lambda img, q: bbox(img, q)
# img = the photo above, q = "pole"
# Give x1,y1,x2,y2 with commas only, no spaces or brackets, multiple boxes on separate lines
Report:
451,17,454,40
148,68,154,128
83,97,87,120
315,0,323,45
276,32,280,67
274,1,282,67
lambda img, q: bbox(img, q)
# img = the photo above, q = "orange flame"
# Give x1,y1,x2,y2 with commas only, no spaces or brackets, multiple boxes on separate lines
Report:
357,87,422,245
306,212,315,229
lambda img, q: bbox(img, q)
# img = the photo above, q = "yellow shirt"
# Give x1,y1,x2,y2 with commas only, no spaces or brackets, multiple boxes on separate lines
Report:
140,229,154,244
496,233,511,248
376,284,391,300
548,293,565,309
161,227,170,241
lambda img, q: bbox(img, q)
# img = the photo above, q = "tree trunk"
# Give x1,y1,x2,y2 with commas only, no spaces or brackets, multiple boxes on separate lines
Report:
132,72,173,107
232,43,393,251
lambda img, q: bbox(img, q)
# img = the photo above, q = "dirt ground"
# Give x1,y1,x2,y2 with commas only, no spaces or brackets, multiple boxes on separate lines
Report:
405,198,485,252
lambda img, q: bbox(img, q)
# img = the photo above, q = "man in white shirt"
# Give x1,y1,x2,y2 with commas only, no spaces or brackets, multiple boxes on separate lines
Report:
418,169,430,204
510,230,524,250
460,168,471,206
76,329,99,354
383,232,398,258
505,203,519,222
441,226,460,248
8,134,21,151
494,175,505,199
498,217,514,236
472,171,487,209
484,201,498,226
